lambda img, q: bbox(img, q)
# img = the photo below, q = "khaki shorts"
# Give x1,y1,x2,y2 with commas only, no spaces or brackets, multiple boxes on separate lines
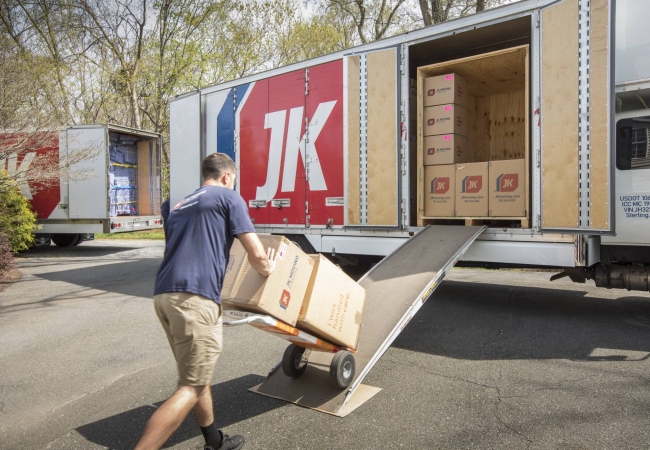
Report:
154,292,223,386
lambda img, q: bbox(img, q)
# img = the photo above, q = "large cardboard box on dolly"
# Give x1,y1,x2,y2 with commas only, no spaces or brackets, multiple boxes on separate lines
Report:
423,73,469,108
297,255,366,349
423,134,468,166
423,165,455,217
455,162,489,217
423,104,468,137
489,159,526,217
221,235,315,327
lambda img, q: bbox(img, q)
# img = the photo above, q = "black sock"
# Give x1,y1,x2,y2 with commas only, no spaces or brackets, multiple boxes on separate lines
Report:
200,422,223,449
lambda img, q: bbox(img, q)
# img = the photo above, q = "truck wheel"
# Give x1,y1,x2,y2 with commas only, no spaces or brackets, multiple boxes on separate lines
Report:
282,344,308,378
330,351,355,389
72,234,83,246
52,234,79,247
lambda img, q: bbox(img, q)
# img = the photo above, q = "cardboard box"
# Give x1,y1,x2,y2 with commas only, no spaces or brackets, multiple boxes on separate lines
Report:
489,159,526,217
297,255,366,349
423,73,469,108
423,165,455,217
423,104,468,137
455,162,489,217
423,134,468,166
221,235,315,326
222,238,248,300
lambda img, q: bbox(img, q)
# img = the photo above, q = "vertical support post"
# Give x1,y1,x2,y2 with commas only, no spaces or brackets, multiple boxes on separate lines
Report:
359,54,369,225
578,0,591,228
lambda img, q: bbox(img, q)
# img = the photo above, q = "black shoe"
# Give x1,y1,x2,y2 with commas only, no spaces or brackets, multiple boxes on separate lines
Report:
204,430,245,450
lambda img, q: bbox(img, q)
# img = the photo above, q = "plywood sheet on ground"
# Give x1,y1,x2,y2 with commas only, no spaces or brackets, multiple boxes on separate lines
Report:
367,49,398,226
589,0,611,230
541,0,579,229
251,225,485,414
347,55,361,225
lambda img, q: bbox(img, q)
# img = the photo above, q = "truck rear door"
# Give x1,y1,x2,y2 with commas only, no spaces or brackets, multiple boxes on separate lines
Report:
538,0,615,233
67,126,108,219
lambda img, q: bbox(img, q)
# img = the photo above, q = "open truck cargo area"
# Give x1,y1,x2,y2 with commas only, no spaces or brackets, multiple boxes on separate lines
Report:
18,124,163,246
170,0,650,292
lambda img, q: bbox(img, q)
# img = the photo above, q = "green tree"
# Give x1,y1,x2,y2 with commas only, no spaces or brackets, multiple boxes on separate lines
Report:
0,171,38,253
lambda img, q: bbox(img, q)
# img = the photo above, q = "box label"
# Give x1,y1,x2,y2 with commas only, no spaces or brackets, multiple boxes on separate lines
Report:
431,177,450,194
279,289,291,309
278,243,288,260
496,173,519,192
462,176,482,193
226,255,235,273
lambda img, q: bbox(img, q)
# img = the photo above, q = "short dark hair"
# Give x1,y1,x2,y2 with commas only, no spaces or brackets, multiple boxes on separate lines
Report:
202,153,236,181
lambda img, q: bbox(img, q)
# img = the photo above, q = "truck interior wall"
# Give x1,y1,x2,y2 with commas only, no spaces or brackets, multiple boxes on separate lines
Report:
409,17,532,229
540,0,580,229
346,48,399,227
137,141,152,214
415,45,530,227
588,0,612,230
109,131,160,219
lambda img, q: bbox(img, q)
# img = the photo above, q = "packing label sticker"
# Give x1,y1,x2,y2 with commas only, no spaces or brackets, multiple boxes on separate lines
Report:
444,105,452,111
445,75,454,80
278,243,288,260
444,135,451,140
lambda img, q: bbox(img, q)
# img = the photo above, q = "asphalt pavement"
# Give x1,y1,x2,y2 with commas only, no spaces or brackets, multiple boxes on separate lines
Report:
1,239,650,449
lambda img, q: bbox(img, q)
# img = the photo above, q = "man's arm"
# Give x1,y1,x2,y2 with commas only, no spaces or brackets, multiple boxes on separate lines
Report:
237,232,273,276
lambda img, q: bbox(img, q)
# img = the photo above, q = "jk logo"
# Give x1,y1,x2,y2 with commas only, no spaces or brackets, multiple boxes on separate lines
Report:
427,118,435,126
427,147,435,155
279,289,291,309
496,174,518,192
428,89,435,97
256,101,336,202
1,153,36,199
430,177,450,194
462,175,482,193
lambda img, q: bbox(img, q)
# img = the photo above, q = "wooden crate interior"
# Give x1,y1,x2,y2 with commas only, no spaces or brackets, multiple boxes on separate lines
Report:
416,45,530,227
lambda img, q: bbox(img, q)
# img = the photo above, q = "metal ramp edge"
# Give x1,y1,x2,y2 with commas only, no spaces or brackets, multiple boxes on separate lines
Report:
250,225,486,416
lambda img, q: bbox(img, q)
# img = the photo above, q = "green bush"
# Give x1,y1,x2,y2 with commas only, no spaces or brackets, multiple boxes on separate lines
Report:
0,171,39,253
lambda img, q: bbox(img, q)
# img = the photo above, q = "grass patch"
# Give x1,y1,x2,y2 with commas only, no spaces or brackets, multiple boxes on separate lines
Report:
95,229,165,240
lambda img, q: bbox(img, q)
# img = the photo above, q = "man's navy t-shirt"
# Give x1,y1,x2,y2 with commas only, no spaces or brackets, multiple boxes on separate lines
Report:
154,185,255,304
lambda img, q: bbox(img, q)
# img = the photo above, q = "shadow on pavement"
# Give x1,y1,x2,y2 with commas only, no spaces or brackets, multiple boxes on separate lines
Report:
76,374,280,450
19,244,142,258
36,258,161,299
392,280,650,361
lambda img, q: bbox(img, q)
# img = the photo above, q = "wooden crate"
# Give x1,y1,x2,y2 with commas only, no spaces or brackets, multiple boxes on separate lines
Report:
416,45,530,227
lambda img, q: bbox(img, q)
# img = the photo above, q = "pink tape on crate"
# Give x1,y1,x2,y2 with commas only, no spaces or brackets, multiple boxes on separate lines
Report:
444,106,452,111
444,135,451,140
445,75,454,80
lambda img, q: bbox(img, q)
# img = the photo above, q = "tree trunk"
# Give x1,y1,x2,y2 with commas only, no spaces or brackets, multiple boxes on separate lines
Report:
418,0,432,26
431,0,445,24
477,0,486,12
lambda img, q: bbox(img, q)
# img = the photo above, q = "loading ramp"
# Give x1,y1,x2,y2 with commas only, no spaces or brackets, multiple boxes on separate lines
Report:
250,225,486,416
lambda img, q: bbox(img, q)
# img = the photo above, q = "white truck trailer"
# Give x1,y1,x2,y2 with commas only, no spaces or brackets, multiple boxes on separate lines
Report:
3,124,163,246
169,0,650,293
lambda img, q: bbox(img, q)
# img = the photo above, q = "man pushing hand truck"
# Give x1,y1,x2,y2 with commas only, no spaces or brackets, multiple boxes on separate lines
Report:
135,153,272,450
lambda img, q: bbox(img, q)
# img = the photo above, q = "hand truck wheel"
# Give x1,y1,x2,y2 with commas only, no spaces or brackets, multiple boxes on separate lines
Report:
330,351,355,389
282,344,308,378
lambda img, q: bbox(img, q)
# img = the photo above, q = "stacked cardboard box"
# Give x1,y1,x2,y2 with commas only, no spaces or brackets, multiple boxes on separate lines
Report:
488,159,526,217
222,236,366,349
423,73,469,217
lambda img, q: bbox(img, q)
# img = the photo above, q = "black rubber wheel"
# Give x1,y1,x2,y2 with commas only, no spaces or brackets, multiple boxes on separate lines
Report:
52,234,79,247
330,351,355,389
282,344,308,378
71,234,83,246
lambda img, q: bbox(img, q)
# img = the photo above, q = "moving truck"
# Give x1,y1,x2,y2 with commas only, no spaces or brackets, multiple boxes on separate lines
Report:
2,124,163,246
169,0,650,292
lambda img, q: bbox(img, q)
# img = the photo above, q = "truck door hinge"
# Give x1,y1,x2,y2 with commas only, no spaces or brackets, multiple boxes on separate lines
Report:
535,11,540,28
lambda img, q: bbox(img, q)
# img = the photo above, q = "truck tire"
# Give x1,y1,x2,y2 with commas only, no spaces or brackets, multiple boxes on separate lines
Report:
72,234,84,246
52,234,80,247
